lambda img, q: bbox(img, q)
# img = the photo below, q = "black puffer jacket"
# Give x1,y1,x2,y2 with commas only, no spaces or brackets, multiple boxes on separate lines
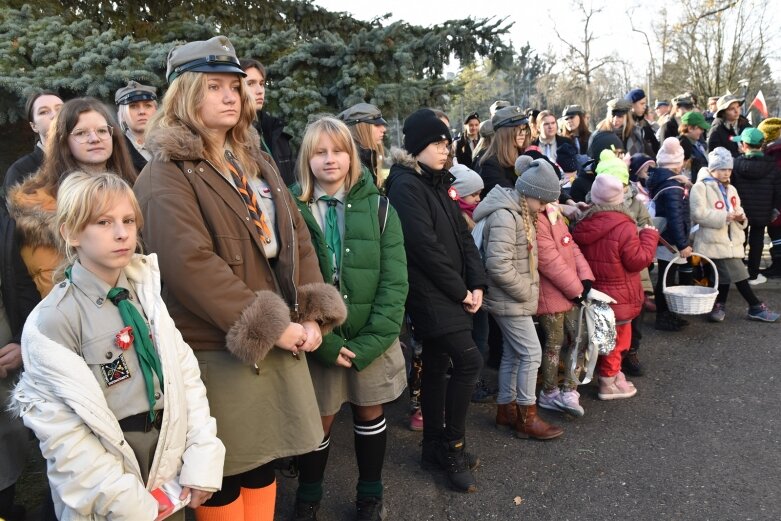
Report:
707,116,749,157
474,155,515,199
0,204,40,343
646,166,690,250
385,148,487,339
732,153,781,224
255,111,296,186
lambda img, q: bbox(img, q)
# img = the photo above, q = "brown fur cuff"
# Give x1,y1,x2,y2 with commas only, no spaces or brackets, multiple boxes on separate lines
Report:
293,283,348,334
226,290,291,364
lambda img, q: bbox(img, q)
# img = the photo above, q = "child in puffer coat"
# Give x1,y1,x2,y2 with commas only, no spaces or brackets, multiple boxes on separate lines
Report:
690,148,780,323
535,194,594,418
474,159,564,440
572,174,658,400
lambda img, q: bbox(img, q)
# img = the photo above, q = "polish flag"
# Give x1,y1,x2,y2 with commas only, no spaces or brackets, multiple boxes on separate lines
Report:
750,90,768,118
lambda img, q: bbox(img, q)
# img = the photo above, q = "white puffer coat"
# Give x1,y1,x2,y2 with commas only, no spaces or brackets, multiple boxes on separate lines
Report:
12,254,225,520
689,167,748,259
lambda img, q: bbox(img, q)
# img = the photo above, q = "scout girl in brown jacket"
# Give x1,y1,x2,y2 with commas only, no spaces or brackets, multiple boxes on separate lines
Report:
133,36,346,520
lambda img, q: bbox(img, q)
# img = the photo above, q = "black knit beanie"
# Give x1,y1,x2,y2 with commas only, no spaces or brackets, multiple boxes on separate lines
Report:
403,109,452,156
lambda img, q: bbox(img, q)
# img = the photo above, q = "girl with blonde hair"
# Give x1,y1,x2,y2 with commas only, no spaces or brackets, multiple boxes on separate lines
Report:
292,116,408,520
134,36,346,520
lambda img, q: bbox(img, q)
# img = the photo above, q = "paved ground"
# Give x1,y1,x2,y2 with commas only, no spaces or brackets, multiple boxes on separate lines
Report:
16,282,781,521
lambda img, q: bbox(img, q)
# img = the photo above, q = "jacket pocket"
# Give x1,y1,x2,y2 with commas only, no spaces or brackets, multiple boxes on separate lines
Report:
213,235,250,267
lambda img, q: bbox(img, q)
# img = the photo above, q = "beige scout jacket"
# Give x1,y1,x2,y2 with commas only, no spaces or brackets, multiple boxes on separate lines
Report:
12,255,225,521
473,186,539,317
690,167,748,260
134,124,346,474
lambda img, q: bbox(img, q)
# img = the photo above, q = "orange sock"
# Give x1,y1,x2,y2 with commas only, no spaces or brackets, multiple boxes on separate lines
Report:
194,495,244,521
240,480,277,521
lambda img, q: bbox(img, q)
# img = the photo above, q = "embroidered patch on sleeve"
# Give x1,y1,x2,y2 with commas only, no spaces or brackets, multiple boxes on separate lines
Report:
100,354,131,386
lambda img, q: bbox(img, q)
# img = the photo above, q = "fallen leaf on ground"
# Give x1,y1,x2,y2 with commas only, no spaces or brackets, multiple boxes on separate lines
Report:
513,496,523,506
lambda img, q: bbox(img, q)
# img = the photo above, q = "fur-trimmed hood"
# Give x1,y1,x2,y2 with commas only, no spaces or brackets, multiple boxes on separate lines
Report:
6,180,58,251
389,146,418,171
146,123,264,165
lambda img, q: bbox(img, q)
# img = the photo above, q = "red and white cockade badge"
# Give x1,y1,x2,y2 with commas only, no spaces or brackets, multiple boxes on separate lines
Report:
731,196,737,209
115,326,134,350
561,235,572,246
448,187,458,200
715,201,725,210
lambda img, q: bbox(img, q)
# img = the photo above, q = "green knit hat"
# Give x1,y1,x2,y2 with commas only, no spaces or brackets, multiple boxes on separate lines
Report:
595,149,629,185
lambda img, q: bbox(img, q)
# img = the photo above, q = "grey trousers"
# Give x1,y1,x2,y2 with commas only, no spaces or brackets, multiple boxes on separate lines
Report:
494,315,541,406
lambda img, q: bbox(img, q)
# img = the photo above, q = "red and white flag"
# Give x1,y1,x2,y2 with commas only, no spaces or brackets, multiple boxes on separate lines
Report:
750,90,768,118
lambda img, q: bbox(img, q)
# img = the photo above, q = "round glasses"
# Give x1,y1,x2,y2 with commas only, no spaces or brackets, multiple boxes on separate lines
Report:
70,126,113,144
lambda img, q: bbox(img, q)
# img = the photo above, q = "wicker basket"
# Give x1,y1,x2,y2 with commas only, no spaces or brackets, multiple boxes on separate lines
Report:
662,253,719,315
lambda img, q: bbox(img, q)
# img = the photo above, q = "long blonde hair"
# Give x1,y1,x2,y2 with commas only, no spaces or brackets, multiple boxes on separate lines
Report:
297,116,363,202
56,171,143,268
518,194,538,274
146,71,259,177
349,122,385,186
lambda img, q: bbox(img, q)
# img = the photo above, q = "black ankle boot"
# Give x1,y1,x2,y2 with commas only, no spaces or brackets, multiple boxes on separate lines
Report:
444,438,477,493
422,436,480,471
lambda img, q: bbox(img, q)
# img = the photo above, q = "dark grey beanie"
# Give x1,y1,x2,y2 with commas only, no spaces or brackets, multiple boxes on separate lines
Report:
515,159,561,203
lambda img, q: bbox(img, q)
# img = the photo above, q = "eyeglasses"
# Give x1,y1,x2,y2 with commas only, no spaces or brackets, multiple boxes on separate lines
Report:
70,126,113,144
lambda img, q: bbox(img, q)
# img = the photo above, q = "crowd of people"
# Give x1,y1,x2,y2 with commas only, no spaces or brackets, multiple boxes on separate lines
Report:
0,33,780,521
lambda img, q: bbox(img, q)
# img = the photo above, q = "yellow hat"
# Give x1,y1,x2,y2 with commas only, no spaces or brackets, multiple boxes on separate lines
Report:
758,118,781,143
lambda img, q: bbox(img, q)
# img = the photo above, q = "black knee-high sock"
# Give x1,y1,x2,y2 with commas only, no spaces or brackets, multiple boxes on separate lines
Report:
735,280,761,307
296,435,330,502
354,414,387,499
717,283,730,304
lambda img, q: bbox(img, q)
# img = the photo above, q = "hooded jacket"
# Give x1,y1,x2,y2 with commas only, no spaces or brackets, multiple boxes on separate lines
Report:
7,179,60,297
535,205,594,315
731,153,781,224
646,166,690,250
12,255,225,521
473,185,538,316
690,167,748,259
572,205,658,322
293,172,408,370
385,148,487,339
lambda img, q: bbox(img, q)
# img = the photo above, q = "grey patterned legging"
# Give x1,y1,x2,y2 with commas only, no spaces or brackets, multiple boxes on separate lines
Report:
538,309,582,393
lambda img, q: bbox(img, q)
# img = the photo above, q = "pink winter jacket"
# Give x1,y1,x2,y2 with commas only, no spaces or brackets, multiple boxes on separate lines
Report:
536,206,594,316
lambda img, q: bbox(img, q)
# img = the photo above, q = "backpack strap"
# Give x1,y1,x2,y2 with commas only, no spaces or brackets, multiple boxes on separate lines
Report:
651,185,685,201
378,195,389,235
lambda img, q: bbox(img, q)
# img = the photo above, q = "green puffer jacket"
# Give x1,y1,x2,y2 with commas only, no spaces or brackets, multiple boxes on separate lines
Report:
294,172,408,370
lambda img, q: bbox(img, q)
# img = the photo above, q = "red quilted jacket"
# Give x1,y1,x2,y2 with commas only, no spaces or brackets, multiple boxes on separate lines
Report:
572,205,658,322
536,207,594,315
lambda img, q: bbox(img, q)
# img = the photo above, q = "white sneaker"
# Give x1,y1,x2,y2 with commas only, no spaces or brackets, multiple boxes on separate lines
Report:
749,273,767,286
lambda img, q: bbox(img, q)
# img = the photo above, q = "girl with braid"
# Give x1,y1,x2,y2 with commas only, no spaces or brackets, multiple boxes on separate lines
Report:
473,159,565,440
